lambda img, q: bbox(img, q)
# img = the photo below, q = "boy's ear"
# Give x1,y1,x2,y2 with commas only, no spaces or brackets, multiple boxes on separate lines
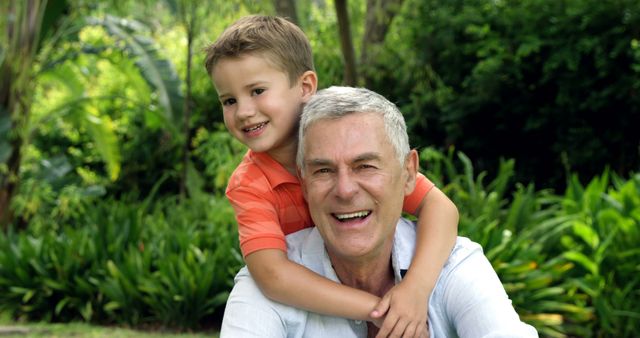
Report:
300,71,318,102
298,169,309,201
403,149,419,196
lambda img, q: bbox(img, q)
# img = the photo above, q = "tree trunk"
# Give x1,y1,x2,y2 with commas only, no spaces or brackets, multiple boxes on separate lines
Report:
360,0,405,87
273,0,299,25
334,0,358,86
180,13,194,198
0,127,23,229
0,0,47,230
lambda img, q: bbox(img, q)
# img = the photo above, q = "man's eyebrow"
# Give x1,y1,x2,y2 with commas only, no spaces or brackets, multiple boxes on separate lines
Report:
304,158,332,167
304,153,382,167
353,152,382,163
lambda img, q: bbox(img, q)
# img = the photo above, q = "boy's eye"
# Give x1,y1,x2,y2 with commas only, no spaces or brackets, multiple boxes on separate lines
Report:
252,88,265,96
222,98,236,106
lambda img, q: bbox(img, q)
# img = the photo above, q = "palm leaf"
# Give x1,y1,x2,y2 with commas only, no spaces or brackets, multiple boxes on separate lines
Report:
87,15,184,134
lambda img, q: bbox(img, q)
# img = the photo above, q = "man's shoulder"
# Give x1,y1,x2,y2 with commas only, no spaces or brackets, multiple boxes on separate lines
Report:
443,236,484,272
392,219,484,274
223,266,309,336
285,228,320,263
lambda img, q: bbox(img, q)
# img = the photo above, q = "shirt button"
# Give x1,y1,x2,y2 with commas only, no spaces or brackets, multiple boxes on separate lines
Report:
354,320,363,325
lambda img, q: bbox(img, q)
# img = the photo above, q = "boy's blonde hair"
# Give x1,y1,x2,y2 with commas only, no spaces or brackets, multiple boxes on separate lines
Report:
204,15,315,85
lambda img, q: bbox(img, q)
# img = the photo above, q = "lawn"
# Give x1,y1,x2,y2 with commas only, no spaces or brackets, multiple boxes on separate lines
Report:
0,313,219,338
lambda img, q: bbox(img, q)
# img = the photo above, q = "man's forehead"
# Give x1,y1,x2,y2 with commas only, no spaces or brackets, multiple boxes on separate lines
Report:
303,115,390,164
304,151,383,166
305,112,382,136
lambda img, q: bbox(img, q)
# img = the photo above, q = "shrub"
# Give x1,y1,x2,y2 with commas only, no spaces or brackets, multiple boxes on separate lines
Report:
0,193,242,330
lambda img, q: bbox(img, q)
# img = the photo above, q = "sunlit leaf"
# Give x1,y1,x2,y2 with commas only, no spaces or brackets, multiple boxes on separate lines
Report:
84,105,121,181
87,15,184,135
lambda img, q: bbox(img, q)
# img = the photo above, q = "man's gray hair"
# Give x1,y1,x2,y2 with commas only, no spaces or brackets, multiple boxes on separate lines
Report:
297,86,410,172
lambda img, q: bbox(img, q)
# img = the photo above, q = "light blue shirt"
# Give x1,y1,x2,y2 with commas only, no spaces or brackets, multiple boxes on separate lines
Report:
221,218,539,338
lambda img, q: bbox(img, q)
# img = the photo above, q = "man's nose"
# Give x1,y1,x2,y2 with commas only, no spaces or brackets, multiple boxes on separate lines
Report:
334,170,358,200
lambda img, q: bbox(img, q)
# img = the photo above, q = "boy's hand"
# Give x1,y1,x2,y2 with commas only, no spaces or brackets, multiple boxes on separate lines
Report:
369,281,430,338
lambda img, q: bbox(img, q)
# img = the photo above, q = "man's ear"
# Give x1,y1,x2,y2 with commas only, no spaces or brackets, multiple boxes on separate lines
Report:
299,71,318,102
403,149,419,196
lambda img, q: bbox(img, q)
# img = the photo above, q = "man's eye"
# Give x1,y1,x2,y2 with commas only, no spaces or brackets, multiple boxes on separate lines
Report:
314,168,332,175
252,88,265,96
222,98,236,106
358,164,376,170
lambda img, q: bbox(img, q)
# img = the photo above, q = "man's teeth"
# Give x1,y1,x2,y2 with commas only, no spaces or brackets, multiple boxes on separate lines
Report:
335,211,370,221
244,122,266,132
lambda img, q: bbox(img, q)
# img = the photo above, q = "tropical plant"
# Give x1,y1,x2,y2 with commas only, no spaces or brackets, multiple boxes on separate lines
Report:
380,0,640,190
0,193,242,329
556,172,640,337
1,2,185,229
421,147,594,337
0,0,56,228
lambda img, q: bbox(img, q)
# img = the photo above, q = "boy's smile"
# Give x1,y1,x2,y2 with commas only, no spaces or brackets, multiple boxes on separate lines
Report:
212,54,315,166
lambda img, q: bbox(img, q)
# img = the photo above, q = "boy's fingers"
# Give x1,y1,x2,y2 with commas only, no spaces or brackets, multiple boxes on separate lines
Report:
414,323,429,338
375,312,398,338
387,317,408,338
370,294,391,319
420,325,430,338
399,321,417,338
416,322,429,338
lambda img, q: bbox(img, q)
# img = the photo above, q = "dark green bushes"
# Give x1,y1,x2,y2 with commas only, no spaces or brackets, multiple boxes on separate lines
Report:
422,147,639,337
0,194,242,329
379,0,640,189
2,147,638,336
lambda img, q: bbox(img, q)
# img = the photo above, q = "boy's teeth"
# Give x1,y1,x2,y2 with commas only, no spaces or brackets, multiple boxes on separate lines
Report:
245,122,266,132
335,211,370,220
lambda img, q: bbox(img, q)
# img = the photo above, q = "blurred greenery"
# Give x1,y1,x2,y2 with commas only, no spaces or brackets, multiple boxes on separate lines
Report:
1,0,639,336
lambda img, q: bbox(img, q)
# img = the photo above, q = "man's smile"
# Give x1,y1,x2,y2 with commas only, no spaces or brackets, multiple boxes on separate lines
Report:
332,210,371,222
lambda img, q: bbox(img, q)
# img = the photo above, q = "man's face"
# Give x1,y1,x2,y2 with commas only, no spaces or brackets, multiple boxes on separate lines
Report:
301,112,416,263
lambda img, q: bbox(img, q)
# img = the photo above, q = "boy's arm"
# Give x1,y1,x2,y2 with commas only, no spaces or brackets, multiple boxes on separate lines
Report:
245,248,383,323
373,185,459,338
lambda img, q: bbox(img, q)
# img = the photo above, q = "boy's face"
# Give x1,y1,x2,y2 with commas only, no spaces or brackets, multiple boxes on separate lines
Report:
212,54,314,158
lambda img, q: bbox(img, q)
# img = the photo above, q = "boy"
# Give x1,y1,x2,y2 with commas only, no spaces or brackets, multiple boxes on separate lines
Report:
204,15,459,337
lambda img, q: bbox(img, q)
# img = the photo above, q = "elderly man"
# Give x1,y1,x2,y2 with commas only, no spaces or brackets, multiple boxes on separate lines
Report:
221,86,538,338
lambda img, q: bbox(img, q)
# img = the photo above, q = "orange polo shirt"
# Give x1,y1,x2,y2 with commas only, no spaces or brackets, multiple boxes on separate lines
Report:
226,150,435,257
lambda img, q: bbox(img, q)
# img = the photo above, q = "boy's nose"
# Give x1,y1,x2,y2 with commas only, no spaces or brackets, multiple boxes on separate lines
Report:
236,100,257,119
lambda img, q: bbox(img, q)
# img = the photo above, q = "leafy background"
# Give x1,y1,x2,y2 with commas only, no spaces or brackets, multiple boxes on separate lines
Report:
1,0,639,337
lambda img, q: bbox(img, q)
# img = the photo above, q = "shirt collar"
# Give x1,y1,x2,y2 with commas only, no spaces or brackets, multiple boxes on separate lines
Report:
249,150,300,188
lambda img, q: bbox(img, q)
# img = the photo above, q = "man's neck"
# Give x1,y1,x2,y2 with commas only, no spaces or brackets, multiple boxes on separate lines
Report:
329,243,395,298
330,244,395,338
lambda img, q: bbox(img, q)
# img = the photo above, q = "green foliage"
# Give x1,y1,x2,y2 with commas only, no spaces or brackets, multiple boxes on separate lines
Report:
422,147,591,337
5,1,640,336
382,0,640,189
22,12,192,200
0,194,241,329
421,147,640,337
556,172,640,337
87,15,184,131
191,125,245,194
303,2,349,88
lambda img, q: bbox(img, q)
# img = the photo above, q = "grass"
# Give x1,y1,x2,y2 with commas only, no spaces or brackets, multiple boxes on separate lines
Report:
0,313,219,338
